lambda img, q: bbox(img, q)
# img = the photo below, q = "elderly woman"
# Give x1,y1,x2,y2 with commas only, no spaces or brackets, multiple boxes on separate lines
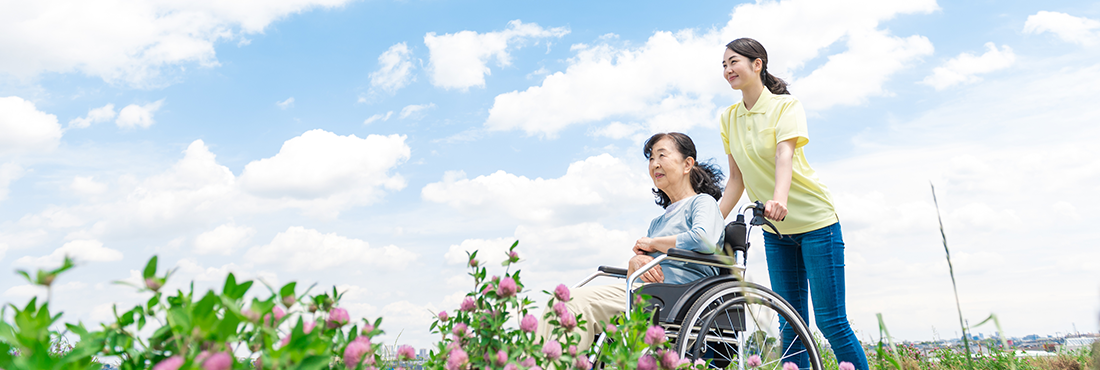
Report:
537,132,726,350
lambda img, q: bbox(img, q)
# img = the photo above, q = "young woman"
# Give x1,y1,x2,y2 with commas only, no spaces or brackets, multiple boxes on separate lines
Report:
537,132,725,350
717,38,869,369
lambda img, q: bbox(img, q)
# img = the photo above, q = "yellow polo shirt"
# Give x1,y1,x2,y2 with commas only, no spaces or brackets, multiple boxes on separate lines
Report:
720,89,838,234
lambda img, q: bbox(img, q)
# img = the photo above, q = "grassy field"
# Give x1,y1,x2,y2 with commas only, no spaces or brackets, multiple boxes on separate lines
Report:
845,341,1098,370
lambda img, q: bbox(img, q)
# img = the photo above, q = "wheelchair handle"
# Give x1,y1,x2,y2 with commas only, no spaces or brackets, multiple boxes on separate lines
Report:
739,200,783,236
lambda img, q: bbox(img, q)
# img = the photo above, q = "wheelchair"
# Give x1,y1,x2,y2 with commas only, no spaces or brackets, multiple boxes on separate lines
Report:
574,202,824,370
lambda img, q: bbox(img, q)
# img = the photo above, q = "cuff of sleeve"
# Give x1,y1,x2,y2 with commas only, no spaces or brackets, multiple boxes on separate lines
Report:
776,134,809,149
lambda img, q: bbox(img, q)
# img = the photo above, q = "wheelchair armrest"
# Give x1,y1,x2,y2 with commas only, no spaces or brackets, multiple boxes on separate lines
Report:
666,248,736,267
573,265,629,288
598,266,628,276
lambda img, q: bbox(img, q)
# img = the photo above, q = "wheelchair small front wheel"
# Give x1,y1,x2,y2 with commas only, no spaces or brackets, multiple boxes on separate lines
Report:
675,283,823,370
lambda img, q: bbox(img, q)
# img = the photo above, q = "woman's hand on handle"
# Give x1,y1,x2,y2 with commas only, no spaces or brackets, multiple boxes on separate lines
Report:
627,255,664,283
764,199,788,221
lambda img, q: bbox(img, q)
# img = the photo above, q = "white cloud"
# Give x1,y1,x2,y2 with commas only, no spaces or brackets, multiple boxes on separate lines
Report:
68,103,117,129
24,139,240,236
364,111,393,125
194,223,256,255
399,103,435,119
70,176,108,196
116,99,165,129
2,281,86,300
238,130,410,217
14,239,123,267
370,43,415,93
483,0,938,137
0,162,25,202
14,129,412,241
174,259,253,282
812,59,1100,341
277,97,295,109
245,226,417,271
591,122,644,140
792,30,933,109
1024,11,1100,45
444,237,516,266
425,20,569,90
921,43,1015,90
422,154,652,224
0,96,63,156
0,0,354,86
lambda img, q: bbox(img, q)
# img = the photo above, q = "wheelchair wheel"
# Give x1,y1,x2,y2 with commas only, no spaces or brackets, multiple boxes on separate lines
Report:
675,282,823,370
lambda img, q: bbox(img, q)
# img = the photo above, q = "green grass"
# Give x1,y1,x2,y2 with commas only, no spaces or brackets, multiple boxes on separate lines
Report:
855,340,1097,370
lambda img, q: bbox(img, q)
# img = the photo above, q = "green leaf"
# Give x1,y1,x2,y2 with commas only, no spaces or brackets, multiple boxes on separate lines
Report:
298,354,333,370
118,308,136,327
49,255,76,276
143,256,158,279
215,312,242,340
231,280,254,299
167,307,191,333
0,342,12,365
280,282,297,300
147,293,160,311
223,273,237,295
15,270,32,284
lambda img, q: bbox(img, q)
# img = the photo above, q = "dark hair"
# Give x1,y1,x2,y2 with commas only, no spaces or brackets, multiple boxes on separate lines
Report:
726,38,790,95
643,132,725,208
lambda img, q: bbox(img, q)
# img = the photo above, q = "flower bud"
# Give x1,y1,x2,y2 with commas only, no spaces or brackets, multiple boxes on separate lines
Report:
326,307,350,329
144,278,162,292
520,314,538,333
541,340,562,360
497,277,517,298
554,284,570,302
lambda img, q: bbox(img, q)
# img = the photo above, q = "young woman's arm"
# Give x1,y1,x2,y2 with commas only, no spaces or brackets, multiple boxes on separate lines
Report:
765,138,797,221
719,153,745,218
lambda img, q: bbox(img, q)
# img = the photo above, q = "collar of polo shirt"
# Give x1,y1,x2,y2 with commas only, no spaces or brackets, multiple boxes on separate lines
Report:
735,88,777,117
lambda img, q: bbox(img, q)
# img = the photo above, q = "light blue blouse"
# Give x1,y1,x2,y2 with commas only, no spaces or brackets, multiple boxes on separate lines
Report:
646,193,724,285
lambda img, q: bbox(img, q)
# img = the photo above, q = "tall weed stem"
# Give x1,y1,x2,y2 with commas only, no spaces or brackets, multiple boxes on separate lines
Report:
931,183,975,370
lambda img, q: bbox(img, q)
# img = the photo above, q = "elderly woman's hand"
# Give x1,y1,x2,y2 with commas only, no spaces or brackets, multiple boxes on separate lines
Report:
633,237,656,254
627,255,664,283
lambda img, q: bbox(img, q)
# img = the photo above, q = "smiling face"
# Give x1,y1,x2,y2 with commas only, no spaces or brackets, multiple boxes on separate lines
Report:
647,136,692,193
722,48,762,91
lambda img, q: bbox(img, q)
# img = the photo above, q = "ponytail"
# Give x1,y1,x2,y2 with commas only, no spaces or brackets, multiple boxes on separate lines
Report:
726,38,790,95
760,65,789,95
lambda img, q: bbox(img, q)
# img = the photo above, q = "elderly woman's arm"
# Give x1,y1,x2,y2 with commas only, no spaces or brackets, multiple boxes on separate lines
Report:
634,197,724,255
632,236,676,254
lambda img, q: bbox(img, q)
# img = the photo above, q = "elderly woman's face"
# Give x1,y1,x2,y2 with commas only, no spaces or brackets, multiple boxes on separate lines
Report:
648,137,690,191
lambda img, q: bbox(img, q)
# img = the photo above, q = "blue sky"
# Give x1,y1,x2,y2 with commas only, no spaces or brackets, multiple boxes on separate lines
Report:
2,0,1100,350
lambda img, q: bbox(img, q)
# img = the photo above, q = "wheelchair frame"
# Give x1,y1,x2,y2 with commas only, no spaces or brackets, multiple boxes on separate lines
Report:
575,202,825,370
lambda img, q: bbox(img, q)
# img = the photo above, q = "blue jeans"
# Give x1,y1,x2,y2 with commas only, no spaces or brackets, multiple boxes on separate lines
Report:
764,222,868,370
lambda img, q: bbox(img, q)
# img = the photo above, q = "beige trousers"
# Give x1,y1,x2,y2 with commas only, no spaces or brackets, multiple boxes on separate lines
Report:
536,284,629,350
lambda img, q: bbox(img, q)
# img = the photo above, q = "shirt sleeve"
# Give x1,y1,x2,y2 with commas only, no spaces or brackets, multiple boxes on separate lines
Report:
675,196,724,254
719,105,733,155
773,98,810,149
